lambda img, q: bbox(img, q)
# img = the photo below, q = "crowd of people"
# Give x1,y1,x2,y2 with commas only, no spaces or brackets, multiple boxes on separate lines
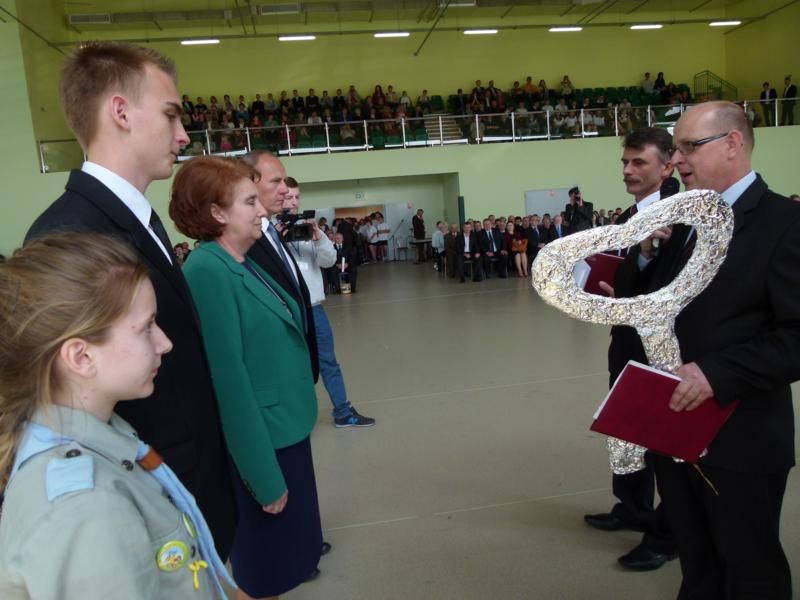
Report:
178,71,699,151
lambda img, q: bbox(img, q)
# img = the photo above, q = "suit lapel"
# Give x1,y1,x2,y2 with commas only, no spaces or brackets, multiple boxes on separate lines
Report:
729,176,766,235
66,171,193,309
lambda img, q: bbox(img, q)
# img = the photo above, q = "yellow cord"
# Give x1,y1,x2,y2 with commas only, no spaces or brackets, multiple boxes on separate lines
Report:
692,464,719,496
188,560,209,590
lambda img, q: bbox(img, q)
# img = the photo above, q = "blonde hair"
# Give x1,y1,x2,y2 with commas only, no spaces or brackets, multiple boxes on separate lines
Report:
59,41,178,149
0,233,148,490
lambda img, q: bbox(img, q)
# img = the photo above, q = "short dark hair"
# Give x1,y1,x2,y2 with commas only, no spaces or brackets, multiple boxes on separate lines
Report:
285,176,299,188
623,127,673,163
170,156,259,241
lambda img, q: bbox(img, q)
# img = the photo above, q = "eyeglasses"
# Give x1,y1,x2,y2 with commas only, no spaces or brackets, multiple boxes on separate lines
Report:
670,132,730,156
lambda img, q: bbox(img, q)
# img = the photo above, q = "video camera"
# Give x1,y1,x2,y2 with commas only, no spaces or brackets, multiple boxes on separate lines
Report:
275,209,316,242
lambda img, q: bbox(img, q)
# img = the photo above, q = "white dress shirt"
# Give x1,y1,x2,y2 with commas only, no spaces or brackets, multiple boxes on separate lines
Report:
81,162,172,263
261,217,299,283
286,234,337,306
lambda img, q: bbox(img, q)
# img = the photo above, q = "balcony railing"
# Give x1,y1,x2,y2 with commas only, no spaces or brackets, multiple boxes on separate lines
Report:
37,97,798,173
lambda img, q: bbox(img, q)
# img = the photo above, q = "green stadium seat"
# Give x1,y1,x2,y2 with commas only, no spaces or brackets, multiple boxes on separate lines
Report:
431,95,444,111
415,130,429,141
311,134,327,147
297,138,311,148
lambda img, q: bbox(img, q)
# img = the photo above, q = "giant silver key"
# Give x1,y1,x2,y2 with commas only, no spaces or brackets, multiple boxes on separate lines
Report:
531,190,734,474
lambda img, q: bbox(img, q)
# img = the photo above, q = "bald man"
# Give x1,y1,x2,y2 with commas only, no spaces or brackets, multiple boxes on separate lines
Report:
649,101,800,599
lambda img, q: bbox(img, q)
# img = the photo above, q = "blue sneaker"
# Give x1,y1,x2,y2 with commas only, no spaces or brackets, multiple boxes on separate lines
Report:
334,409,376,428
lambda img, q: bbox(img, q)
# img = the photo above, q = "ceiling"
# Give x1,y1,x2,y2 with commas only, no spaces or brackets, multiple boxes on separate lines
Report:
12,0,795,41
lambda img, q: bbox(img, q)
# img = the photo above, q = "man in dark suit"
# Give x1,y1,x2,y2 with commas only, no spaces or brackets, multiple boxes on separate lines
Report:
24,42,236,558
455,222,481,283
585,127,677,571
242,150,320,382
331,232,358,293
412,208,426,263
525,214,543,272
759,81,777,126
653,101,800,598
552,214,568,239
478,218,506,278
781,75,796,126
564,186,594,233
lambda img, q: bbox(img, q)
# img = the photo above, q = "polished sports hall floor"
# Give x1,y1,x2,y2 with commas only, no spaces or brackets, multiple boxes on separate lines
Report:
234,260,800,600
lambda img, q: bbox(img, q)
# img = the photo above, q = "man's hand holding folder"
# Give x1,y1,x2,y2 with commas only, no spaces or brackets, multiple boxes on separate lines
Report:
591,360,738,463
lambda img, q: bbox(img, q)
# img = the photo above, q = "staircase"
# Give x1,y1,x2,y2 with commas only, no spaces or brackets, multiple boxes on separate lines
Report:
693,70,738,101
423,113,466,144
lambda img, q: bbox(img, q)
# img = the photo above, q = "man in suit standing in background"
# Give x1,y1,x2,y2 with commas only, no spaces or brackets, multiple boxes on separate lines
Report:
655,101,800,599
242,150,320,383
412,208,426,264
24,42,237,558
759,81,778,126
781,75,796,126
564,186,593,233
585,127,677,572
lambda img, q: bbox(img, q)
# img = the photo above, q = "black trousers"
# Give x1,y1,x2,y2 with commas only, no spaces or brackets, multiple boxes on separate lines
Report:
481,253,506,278
457,253,481,281
762,103,775,126
654,456,792,600
780,102,795,126
610,453,674,554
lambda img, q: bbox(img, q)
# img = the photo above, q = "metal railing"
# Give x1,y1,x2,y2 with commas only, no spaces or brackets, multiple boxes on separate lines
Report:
37,97,798,173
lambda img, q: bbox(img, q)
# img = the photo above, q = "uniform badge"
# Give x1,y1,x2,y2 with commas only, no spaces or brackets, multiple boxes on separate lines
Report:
182,512,197,538
156,540,189,572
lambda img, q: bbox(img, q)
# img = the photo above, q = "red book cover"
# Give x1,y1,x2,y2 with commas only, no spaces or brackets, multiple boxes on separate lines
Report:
573,253,624,297
590,361,739,463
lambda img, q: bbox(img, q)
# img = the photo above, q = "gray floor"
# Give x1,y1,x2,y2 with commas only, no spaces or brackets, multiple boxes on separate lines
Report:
267,261,800,599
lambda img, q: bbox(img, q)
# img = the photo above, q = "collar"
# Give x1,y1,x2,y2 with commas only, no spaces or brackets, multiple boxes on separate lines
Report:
721,170,756,207
82,162,152,228
30,404,139,468
637,189,661,211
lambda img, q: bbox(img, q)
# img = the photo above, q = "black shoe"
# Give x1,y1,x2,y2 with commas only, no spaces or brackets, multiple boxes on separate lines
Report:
583,512,638,531
306,567,321,582
321,541,332,556
334,409,376,428
617,543,678,571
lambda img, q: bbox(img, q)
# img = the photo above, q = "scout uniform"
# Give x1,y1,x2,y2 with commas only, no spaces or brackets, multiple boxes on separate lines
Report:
0,405,233,599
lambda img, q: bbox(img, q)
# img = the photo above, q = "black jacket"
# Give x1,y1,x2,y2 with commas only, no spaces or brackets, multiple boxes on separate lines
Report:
247,234,320,382
650,176,800,472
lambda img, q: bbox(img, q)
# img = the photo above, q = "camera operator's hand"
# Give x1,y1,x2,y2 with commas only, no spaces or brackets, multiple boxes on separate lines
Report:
311,221,322,241
274,221,287,236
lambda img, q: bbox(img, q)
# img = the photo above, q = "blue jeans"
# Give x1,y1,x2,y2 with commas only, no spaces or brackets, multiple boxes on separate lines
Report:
312,304,353,419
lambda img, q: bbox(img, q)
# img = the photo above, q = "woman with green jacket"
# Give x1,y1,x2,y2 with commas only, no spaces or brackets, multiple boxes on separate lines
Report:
170,156,322,600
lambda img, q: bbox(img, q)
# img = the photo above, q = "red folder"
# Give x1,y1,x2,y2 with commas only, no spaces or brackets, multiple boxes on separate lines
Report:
575,253,624,296
590,361,738,463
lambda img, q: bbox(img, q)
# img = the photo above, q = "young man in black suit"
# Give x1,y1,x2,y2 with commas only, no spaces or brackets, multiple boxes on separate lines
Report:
585,127,677,572
455,222,481,283
24,42,237,558
655,101,800,598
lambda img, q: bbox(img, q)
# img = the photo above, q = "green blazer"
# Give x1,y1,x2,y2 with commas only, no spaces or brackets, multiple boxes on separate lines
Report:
183,241,317,504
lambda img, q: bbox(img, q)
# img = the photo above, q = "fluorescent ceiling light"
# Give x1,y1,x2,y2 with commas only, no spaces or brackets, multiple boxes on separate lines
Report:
630,24,663,30
549,27,582,32
463,29,498,35
709,20,741,26
181,39,220,45
278,35,316,41
374,32,410,38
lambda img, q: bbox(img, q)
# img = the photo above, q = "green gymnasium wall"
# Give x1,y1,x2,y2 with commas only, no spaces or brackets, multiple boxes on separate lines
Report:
2,0,800,257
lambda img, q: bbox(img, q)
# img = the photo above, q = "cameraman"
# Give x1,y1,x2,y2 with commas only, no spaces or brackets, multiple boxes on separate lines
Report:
283,177,376,429
564,186,594,233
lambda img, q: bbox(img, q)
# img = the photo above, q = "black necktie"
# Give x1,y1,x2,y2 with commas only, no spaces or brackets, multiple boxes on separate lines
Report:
148,211,174,264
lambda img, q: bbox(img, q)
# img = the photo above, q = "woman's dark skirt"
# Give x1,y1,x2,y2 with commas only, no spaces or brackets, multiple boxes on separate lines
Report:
230,436,323,597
